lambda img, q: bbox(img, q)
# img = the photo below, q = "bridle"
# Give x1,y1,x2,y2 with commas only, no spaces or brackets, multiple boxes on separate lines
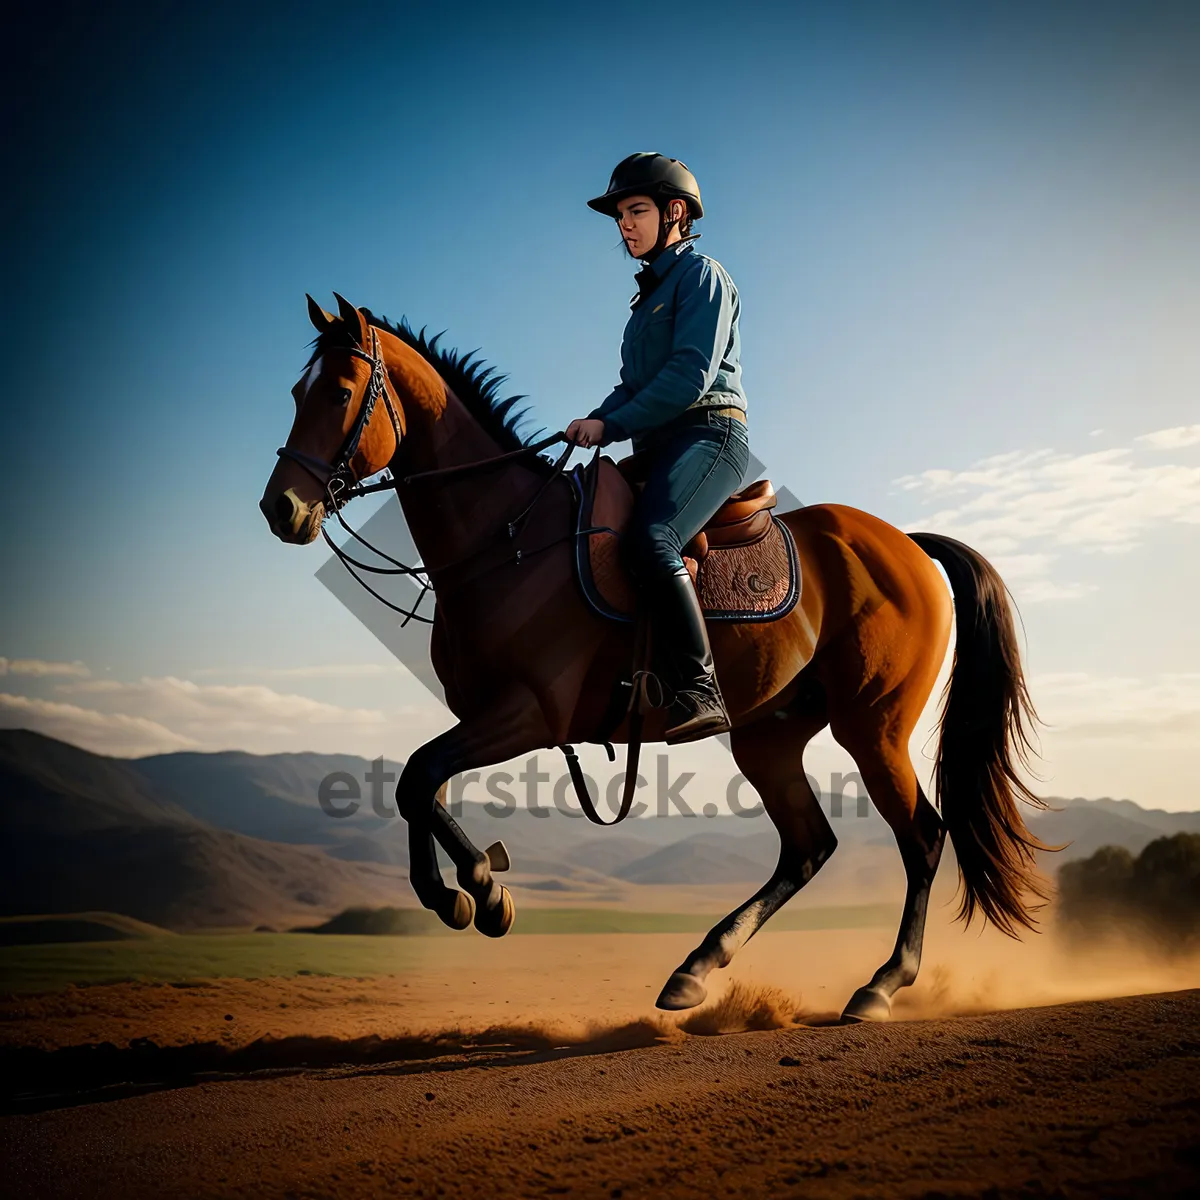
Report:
276,328,404,511
274,327,647,827
274,327,589,629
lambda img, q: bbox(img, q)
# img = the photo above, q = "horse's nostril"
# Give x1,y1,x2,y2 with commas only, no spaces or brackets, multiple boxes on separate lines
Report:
274,493,299,526
262,489,312,539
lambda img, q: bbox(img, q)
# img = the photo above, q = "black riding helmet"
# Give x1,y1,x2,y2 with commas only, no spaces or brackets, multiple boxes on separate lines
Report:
587,152,704,220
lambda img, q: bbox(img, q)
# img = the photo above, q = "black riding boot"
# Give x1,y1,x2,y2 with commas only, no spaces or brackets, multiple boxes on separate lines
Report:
647,566,731,744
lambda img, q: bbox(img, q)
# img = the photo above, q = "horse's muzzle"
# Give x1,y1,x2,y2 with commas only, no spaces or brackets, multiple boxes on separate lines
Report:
261,488,323,544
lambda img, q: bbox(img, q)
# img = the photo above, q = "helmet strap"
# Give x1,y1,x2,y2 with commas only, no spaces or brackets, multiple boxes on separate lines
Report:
643,197,683,262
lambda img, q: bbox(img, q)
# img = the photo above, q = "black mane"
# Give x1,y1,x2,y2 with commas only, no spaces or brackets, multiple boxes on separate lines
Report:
359,309,557,474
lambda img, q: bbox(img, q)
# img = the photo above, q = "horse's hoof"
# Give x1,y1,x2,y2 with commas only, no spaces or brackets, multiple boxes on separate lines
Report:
655,972,708,1011
485,840,511,872
842,986,892,1023
436,890,475,931
475,884,515,938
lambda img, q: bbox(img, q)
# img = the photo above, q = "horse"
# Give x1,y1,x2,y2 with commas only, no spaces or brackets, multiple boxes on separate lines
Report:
260,292,1055,1021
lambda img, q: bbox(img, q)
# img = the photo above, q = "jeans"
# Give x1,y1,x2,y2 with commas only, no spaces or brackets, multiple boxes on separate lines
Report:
622,411,752,582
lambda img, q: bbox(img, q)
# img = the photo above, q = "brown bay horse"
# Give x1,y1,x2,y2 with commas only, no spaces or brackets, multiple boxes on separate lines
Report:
260,294,1054,1021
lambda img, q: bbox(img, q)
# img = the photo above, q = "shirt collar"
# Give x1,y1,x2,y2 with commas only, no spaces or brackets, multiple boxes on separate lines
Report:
641,233,701,279
631,235,701,306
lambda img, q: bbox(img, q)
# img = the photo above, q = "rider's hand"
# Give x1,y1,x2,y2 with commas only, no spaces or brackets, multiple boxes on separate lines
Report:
566,418,606,448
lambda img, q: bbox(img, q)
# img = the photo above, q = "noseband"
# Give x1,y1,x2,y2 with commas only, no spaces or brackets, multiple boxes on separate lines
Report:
276,328,403,510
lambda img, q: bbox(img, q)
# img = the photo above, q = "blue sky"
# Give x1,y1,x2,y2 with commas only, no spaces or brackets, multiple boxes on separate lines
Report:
3,1,1198,806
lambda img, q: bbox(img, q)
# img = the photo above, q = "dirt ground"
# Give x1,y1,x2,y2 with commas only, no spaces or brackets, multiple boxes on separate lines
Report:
4,915,1200,1053
3,918,1200,1196
2,987,1198,1198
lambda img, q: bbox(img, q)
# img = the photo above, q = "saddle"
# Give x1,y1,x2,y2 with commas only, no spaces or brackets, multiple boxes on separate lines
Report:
556,450,802,830
568,452,801,624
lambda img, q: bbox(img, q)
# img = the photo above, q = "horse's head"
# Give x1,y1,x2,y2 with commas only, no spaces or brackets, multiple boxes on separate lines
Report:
260,293,405,544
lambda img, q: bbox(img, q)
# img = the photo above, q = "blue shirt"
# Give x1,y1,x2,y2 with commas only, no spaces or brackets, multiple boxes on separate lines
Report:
587,237,747,448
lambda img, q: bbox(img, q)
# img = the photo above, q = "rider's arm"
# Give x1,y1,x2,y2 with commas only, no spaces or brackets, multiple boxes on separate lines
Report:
591,259,734,445
585,379,633,428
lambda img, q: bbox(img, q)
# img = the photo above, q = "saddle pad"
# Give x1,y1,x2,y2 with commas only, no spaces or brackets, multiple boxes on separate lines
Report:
693,516,799,620
571,464,801,624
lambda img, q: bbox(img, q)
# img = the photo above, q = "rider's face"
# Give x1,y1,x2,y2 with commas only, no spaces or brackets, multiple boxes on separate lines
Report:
616,194,669,259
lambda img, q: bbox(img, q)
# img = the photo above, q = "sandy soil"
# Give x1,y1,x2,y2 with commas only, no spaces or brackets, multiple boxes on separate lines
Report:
5,911,1200,1054
3,915,1200,1196
2,987,1198,1199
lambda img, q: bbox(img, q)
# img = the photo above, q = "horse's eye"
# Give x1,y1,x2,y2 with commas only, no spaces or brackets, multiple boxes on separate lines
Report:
336,387,352,407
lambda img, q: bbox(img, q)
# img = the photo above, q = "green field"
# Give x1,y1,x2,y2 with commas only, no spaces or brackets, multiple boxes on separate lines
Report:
0,933,432,994
0,904,895,994
501,904,896,935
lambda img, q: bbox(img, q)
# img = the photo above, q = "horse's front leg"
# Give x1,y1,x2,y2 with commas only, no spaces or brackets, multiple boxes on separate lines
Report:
397,685,551,938
404,789,475,931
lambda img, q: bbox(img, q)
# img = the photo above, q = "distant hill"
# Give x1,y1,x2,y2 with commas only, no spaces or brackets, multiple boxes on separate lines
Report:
4,824,410,931
120,745,1199,880
0,911,173,946
0,728,198,836
4,728,1197,927
613,832,777,884
1028,796,1200,862
0,731,408,930
294,905,445,936
1063,796,1200,835
132,749,399,847
361,793,898,874
559,835,661,877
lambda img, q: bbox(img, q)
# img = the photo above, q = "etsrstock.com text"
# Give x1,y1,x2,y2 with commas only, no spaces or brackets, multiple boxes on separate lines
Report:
315,755,872,822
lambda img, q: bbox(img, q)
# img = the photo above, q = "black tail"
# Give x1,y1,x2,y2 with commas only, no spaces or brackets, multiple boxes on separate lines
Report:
908,531,1059,937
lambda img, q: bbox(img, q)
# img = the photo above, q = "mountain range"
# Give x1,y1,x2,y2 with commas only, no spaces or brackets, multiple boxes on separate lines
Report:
1,728,1195,931
0,730,406,930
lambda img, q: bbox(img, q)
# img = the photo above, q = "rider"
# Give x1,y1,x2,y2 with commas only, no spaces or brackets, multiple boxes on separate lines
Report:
566,152,751,744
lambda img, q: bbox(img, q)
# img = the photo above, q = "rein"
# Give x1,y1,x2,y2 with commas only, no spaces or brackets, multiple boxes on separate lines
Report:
281,330,646,825
320,432,587,628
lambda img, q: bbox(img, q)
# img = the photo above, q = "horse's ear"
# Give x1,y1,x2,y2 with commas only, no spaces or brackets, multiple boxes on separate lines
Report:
333,292,367,346
307,294,335,332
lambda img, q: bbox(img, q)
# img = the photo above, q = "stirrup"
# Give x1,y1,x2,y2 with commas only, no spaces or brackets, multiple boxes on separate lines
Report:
664,681,731,745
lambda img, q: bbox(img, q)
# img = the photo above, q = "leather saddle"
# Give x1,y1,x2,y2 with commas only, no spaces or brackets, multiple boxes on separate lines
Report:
568,452,801,623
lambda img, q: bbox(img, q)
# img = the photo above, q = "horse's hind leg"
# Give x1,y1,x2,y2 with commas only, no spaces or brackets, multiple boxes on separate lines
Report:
836,732,945,1022
656,692,837,1011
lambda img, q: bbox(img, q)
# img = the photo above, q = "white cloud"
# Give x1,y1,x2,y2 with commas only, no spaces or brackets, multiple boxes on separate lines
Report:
984,554,1096,604
1019,579,1096,603
1015,673,1200,805
1031,672,1200,743
1136,425,1200,450
53,676,392,741
190,663,408,680
897,428,1200,601
4,668,447,759
0,657,90,678
898,447,1199,554
987,553,1059,581
0,693,199,757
